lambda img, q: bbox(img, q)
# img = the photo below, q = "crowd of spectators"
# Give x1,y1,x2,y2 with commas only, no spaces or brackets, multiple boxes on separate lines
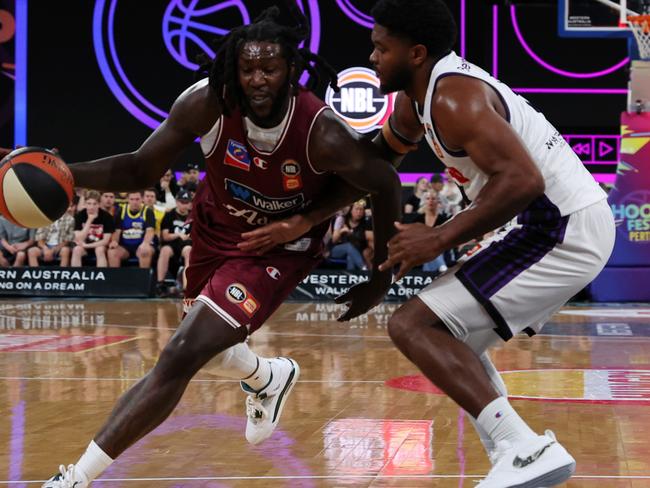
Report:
1,164,480,288
320,170,469,274
0,163,198,297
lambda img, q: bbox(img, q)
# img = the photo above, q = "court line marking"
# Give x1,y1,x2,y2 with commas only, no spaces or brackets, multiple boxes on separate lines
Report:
3,474,650,484
0,376,386,383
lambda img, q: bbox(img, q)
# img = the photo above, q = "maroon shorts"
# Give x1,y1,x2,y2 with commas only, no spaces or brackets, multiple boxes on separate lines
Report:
184,251,321,334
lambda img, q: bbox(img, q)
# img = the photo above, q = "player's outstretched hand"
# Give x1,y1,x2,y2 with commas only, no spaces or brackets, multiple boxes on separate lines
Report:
238,214,312,254
335,270,392,321
379,222,442,281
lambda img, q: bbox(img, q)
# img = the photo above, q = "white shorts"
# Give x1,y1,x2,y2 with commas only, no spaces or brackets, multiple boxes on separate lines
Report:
417,198,615,355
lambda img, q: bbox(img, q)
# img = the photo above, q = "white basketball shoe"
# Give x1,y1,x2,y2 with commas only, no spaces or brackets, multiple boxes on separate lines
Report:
477,430,576,488
241,357,300,445
42,465,88,488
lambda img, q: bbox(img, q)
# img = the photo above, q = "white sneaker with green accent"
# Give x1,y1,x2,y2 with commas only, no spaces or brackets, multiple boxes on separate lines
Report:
477,430,576,488
42,464,88,488
241,357,300,445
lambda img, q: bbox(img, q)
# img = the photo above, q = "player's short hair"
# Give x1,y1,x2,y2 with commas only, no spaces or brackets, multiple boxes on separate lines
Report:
198,2,339,116
371,0,457,60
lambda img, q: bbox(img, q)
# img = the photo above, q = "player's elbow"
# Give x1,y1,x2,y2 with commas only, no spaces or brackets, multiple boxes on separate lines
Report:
526,171,545,198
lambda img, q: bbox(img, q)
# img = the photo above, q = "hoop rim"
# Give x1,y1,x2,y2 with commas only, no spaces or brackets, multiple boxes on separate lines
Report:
627,14,650,24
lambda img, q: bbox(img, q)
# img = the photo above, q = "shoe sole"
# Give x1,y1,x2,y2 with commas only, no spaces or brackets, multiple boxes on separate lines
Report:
271,357,300,424
505,461,576,488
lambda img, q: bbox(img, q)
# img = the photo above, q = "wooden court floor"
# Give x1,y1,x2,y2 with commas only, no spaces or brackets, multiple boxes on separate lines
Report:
1,298,650,487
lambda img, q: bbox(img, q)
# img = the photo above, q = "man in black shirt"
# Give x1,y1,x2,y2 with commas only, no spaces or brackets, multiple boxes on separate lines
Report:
71,191,116,267
156,190,192,295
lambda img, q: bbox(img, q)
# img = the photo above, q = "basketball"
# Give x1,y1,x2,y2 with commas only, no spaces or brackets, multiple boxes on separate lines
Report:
0,146,75,229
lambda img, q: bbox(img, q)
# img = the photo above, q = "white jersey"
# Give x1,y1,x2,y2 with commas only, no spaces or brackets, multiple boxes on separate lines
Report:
415,51,606,217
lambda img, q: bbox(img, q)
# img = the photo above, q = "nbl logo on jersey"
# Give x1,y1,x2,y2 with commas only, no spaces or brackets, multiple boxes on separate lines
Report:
325,67,395,134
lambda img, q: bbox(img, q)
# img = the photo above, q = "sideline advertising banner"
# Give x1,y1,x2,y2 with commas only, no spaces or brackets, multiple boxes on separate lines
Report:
0,267,154,297
289,270,435,302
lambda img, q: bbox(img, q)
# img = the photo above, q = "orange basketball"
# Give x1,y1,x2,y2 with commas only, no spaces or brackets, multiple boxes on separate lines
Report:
0,146,75,228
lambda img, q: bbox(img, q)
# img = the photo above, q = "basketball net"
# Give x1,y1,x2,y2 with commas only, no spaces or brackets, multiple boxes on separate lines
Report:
628,14,650,59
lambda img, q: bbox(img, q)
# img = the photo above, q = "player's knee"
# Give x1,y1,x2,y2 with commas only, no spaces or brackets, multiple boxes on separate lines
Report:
95,246,107,256
386,306,414,348
27,247,40,258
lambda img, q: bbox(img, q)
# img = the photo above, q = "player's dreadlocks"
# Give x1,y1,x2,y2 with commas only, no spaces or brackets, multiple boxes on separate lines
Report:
198,2,339,116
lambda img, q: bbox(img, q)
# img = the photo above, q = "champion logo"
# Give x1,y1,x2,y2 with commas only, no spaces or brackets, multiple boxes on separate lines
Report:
253,157,268,170
266,266,281,280
495,411,503,419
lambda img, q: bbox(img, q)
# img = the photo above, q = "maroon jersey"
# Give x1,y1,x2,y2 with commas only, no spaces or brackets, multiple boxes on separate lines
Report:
191,89,335,258
184,89,336,329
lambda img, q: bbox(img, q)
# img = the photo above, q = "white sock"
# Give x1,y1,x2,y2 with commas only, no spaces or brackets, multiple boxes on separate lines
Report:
241,357,272,391
205,342,271,391
476,397,537,446
75,440,113,483
471,353,509,460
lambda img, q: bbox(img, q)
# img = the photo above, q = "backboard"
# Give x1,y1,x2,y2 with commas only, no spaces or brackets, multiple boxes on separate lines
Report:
558,0,648,37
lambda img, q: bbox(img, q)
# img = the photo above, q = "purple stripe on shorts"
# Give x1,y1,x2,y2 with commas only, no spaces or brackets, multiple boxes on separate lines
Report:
455,195,569,341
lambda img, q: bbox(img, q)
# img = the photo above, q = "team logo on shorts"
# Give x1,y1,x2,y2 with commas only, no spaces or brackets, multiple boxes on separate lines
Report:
266,267,281,280
281,160,302,191
226,283,247,303
226,283,260,317
325,67,395,134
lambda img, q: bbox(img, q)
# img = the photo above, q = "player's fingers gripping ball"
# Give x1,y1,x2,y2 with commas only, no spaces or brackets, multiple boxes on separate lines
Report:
0,146,75,228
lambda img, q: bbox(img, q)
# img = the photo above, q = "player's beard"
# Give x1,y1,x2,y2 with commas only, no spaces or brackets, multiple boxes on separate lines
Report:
241,78,292,127
380,62,413,94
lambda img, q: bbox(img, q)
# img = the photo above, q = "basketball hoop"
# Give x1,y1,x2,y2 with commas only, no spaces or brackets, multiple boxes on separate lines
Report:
628,14,650,59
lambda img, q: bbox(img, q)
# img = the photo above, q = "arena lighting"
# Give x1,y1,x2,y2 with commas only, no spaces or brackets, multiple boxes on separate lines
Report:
334,0,372,29
93,0,321,130
14,0,27,146
399,172,616,185
509,5,629,79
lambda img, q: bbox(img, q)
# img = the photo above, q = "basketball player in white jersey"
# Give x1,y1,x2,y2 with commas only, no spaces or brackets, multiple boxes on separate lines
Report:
240,0,615,486
369,0,614,486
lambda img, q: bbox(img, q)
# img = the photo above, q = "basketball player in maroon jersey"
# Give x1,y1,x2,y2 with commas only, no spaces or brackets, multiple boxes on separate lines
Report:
41,6,401,488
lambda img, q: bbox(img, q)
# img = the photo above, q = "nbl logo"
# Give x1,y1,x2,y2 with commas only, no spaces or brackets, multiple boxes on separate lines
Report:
325,67,395,134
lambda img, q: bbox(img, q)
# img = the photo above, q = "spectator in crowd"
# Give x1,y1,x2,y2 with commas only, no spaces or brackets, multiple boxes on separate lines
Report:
177,162,200,194
27,200,76,267
155,169,179,209
439,169,464,216
404,176,430,215
75,188,87,212
143,187,167,238
71,191,115,267
0,215,36,267
108,191,155,268
329,200,373,271
100,192,117,216
115,192,128,208
156,190,192,296
410,190,450,273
